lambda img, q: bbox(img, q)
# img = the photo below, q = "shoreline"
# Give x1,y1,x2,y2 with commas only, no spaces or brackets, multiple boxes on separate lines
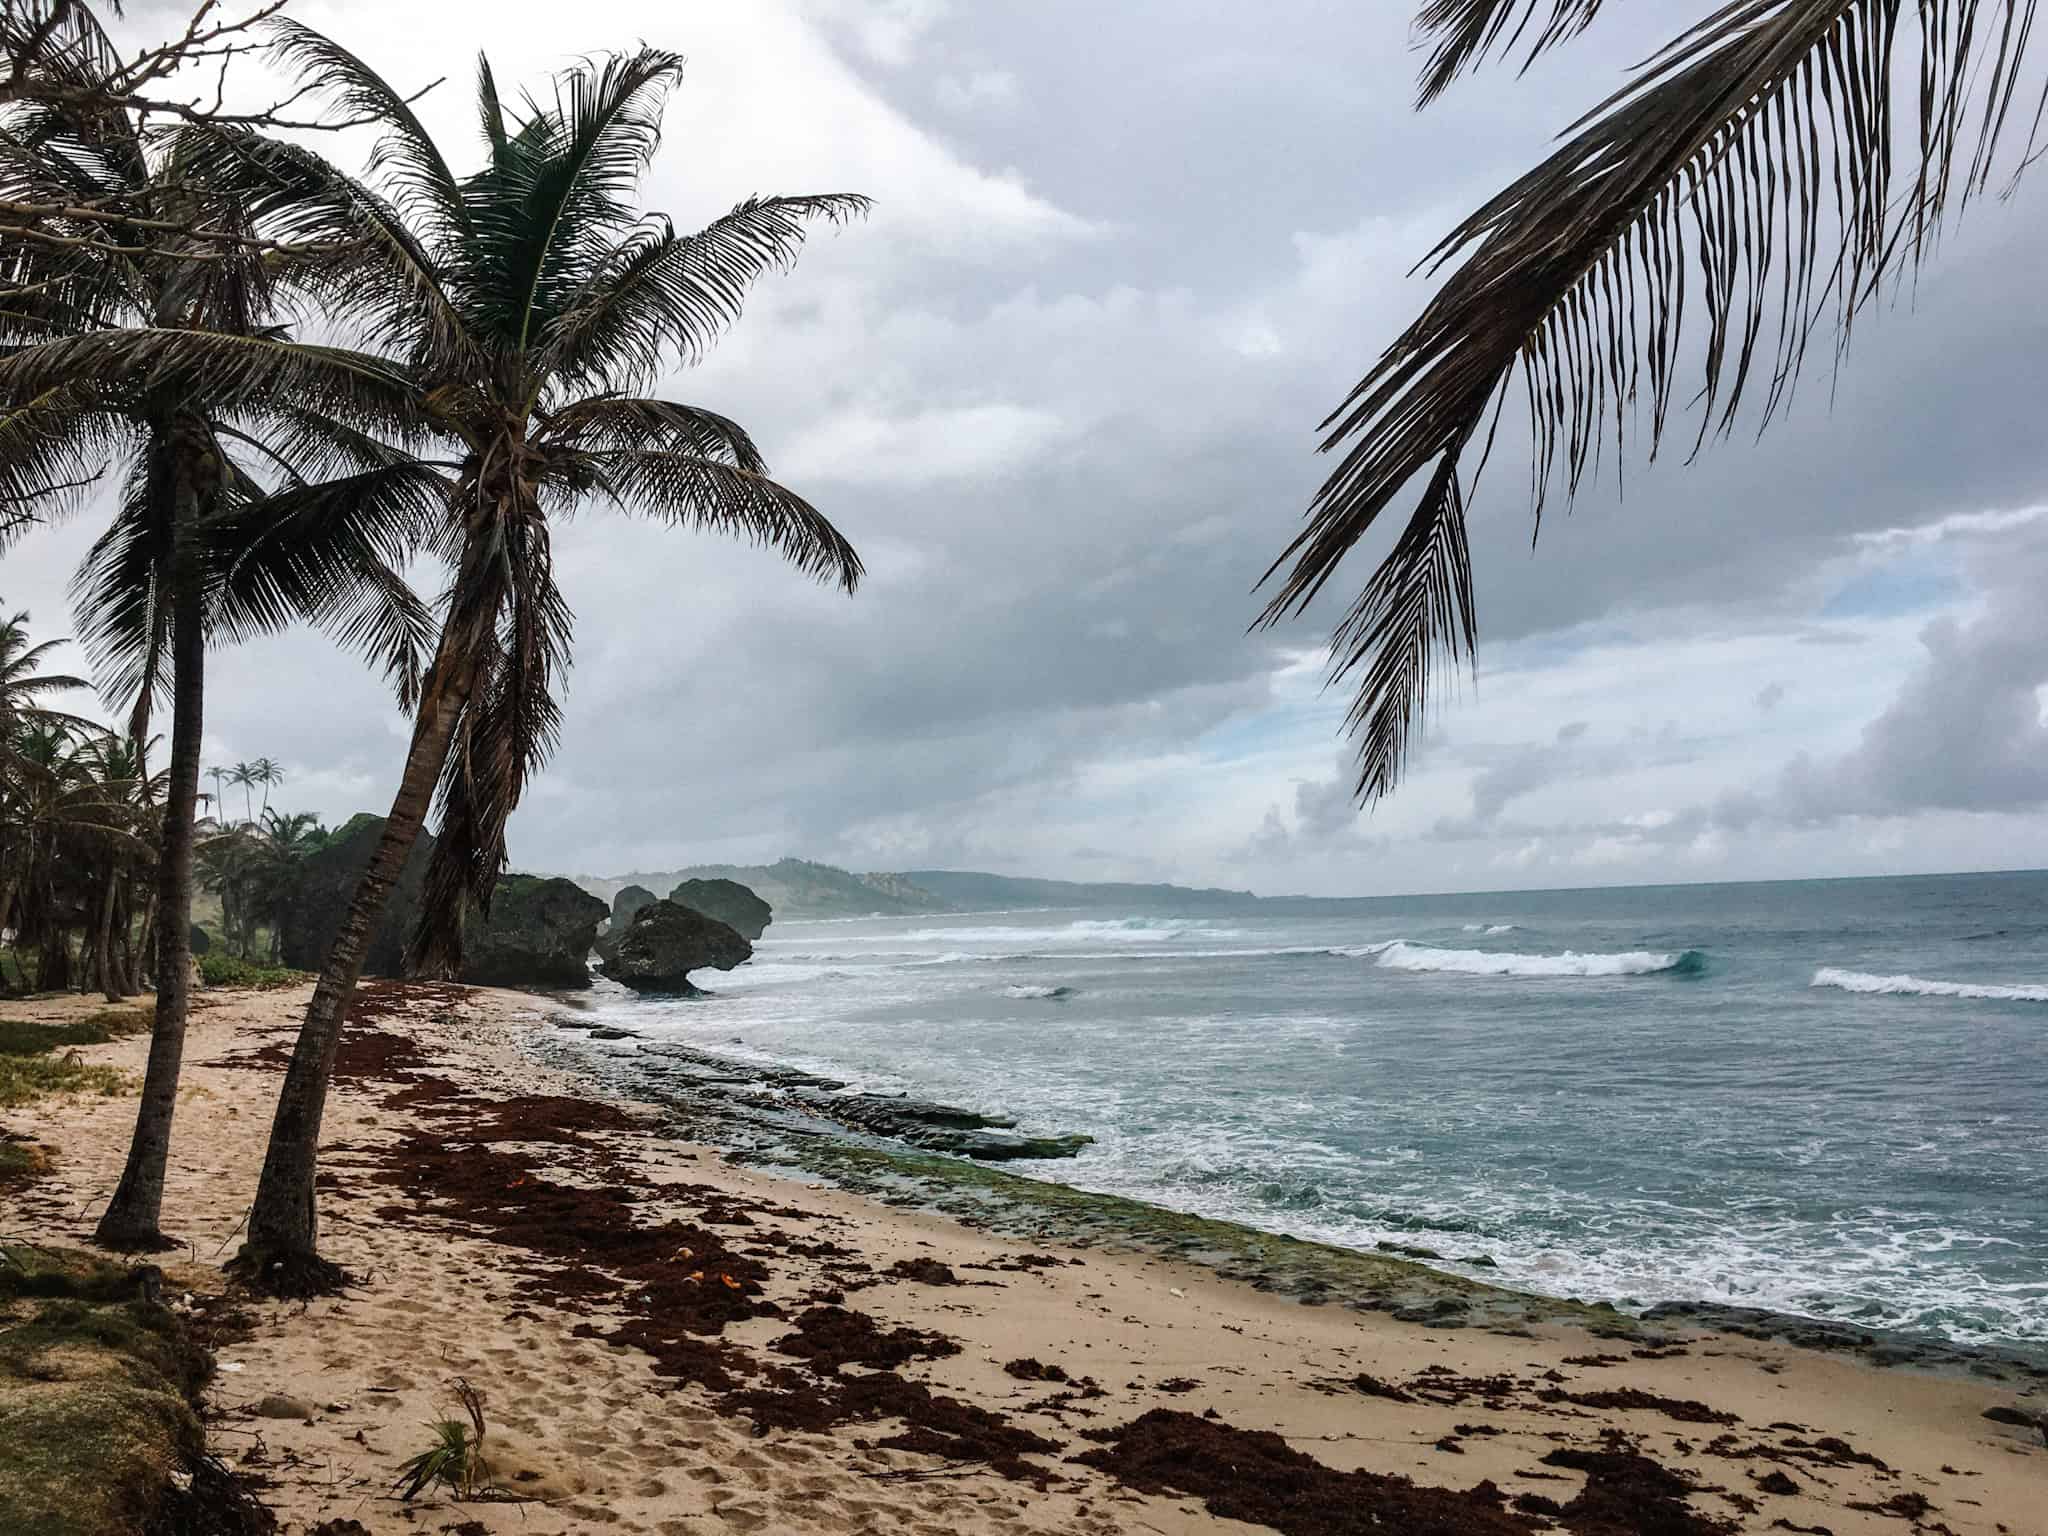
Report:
541,994,2048,1388
2,979,2043,1534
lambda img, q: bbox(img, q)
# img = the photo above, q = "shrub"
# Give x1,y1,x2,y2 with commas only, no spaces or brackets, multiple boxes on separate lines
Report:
196,954,310,990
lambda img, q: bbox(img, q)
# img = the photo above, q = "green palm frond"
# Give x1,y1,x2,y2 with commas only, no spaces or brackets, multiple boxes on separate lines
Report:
538,395,766,468
537,194,871,394
575,447,863,592
1264,0,2048,805
460,45,686,352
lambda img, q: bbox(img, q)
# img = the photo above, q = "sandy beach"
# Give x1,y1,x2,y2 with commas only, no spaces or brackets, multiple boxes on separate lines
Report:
2,979,2043,1536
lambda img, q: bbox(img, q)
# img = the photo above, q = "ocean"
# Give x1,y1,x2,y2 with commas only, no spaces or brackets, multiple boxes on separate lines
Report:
565,869,2048,1354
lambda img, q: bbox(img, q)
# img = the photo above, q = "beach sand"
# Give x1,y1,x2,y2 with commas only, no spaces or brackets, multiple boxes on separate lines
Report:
2,979,2042,1535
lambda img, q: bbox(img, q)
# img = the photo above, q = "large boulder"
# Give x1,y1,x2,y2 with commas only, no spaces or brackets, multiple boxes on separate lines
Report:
612,883,658,926
275,813,432,977
462,875,607,990
667,878,773,940
600,899,751,993
279,815,605,990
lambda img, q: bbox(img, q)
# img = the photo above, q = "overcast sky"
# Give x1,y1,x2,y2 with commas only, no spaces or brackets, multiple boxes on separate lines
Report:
9,0,2048,896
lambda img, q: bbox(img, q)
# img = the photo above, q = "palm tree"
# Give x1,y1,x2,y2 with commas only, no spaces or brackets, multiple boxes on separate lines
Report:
227,760,256,824
1259,0,2046,803
251,755,283,816
219,27,867,1288
0,5,436,1250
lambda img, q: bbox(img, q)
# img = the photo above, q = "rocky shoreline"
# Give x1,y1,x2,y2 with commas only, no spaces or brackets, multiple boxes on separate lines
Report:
538,1012,2048,1388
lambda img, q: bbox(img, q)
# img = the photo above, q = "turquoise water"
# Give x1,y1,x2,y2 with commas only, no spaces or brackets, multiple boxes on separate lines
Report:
581,870,2048,1351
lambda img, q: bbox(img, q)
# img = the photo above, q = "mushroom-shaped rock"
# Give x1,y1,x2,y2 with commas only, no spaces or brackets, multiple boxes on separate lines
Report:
599,899,752,993
667,878,773,940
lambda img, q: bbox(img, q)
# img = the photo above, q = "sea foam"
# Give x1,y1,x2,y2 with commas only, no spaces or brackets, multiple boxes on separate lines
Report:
1004,984,1077,999
1372,942,1704,978
1811,967,2048,1002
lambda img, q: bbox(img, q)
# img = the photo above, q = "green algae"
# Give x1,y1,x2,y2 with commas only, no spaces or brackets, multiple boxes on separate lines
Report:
0,1245,209,1536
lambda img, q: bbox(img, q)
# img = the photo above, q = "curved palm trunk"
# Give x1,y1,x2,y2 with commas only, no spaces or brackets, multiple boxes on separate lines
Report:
94,562,203,1247
95,432,214,1251
240,632,477,1282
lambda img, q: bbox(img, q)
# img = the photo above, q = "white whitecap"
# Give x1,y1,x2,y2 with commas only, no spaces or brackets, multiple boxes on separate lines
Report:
1811,967,2048,1002
1373,942,1687,978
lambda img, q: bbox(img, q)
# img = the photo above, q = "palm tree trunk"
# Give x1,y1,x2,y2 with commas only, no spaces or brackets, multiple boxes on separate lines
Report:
240,637,477,1285
95,438,212,1252
97,862,122,1003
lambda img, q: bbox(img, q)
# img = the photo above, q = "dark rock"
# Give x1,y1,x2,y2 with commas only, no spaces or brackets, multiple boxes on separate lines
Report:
588,1027,638,1041
276,812,433,977
187,923,211,956
612,883,658,926
600,899,752,992
460,875,607,990
279,816,604,990
668,878,774,940
797,1092,1089,1160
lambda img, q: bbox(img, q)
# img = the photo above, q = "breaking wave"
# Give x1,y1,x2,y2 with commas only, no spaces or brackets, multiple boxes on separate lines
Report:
1371,942,1707,978
1811,967,2048,1002
1004,984,1077,1000
1461,923,1518,935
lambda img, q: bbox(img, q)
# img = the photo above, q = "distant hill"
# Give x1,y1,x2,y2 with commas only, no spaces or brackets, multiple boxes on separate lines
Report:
900,870,1257,912
570,858,949,920
566,860,1262,921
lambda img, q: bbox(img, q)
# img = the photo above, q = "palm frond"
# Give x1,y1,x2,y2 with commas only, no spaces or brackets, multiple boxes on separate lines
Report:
537,194,871,394
68,450,172,733
0,327,425,438
1414,0,1613,103
157,123,473,371
574,448,862,591
537,395,766,469
203,461,447,712
461,46,686,352
1263,0,2048,803
265,19,469,243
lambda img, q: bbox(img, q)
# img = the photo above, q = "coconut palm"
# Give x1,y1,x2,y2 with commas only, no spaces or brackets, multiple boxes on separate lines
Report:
251,755,283,816
227,760,256,824
0,6,437,1249
1260,0,2047,802
210,27,867,1287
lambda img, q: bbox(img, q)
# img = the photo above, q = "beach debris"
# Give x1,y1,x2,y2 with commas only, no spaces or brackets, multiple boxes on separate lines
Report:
1074,1408,1539,1534
1754,1470,1801,1495
1004,1357,1070,1383
886,1256,963,1286
251,1393,314,1421
394,1379,490,1502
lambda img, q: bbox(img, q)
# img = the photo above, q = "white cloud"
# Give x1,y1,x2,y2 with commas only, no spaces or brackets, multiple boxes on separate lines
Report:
935,69,1021,112
780,404,1071,486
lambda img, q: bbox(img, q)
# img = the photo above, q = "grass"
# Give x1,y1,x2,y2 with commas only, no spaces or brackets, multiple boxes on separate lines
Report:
197,954,310,990
0,1007,151,1111
0,1244,208,1536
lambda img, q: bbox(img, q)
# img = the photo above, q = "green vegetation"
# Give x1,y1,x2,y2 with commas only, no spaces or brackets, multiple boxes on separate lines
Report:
394,1381,491,1502
0,1245,207,1536
196,954,311,991
0,1008,149,1109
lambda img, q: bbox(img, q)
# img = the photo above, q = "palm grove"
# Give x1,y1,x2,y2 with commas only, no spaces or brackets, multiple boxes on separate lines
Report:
5,0,2043,1290
0,0,862,1286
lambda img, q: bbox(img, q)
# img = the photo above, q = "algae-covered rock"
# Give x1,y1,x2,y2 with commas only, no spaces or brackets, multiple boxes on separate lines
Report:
600,899,752,992
461,875,607,990
280,816,603,990
0,1245,209,1536
611,883,658,927
667,878,773,939
275,812,432,977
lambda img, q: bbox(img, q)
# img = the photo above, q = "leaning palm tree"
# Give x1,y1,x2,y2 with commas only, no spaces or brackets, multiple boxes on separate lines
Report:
0,6,436,1249
251,755,283,816
215,28,866,1287
227,760,256,824
1261,0,2046,802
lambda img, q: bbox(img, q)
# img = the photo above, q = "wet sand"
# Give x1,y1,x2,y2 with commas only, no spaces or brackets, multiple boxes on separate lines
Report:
1,979,2042,1535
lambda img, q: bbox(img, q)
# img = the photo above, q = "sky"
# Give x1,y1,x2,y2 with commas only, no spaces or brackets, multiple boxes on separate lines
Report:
8,0,2048,897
